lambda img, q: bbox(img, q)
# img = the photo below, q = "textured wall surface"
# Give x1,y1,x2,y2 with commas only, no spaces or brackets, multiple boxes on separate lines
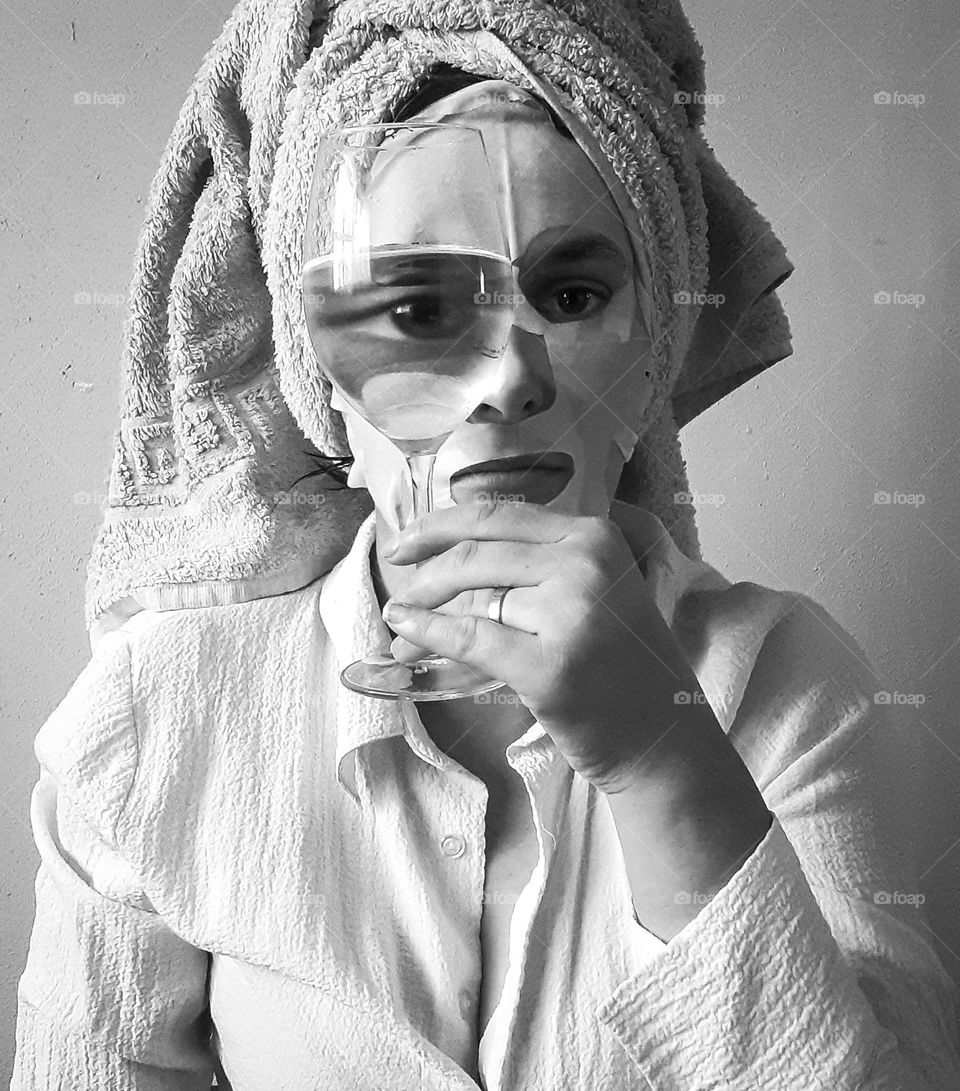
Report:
2,0,957,1078
682,0,960,1045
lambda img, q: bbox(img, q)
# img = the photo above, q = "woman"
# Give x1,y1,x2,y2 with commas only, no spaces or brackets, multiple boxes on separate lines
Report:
12,1,960,1088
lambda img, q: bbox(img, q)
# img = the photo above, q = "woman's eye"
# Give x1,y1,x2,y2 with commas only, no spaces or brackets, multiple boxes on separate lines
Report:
387,295,468,339
538,284,611,322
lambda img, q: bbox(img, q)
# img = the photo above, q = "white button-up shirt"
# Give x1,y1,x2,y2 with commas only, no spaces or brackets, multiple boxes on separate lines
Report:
12,511,960,1089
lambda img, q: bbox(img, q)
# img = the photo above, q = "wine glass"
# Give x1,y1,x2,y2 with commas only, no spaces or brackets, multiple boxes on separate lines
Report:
301,122,518,701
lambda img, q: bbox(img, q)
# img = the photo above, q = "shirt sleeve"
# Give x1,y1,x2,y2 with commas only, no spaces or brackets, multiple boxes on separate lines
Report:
11,629,217,1090
595,592,960,1090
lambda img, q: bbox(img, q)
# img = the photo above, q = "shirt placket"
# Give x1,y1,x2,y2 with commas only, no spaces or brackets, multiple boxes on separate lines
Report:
477,735,570,1091
379,699,492,1078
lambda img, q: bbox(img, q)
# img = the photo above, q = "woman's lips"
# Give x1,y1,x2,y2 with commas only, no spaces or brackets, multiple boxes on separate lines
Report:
449,451,574,505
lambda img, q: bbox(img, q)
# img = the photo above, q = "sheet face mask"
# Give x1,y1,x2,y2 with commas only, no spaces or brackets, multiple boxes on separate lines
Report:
328,80,656,536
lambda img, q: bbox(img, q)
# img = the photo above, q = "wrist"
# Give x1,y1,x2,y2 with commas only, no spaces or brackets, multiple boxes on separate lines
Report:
603,743,773,941
602,712,772,878
597,700,745,799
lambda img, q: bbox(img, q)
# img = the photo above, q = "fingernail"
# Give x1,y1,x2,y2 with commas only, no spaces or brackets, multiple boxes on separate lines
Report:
383,601,410,623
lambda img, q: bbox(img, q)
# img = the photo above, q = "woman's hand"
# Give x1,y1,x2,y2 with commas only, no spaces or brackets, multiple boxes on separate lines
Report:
380,497,720,795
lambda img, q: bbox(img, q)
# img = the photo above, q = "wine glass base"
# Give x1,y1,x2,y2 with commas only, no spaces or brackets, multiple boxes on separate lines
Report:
340,654,506,702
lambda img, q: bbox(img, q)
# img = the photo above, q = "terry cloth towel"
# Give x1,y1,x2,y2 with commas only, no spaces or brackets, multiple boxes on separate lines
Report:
84,0,795,650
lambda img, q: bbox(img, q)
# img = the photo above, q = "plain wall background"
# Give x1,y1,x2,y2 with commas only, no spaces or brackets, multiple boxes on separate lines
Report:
1,0,957,1077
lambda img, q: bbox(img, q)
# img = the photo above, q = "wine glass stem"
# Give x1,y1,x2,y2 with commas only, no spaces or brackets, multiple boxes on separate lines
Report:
405,452,437,524
403,454,437,654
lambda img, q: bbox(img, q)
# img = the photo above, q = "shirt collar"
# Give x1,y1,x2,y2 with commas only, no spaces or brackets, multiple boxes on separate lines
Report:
317,510,554,806
318,510,405,804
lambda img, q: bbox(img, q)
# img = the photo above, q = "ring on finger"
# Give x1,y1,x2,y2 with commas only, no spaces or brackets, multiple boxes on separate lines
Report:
487,586,511,626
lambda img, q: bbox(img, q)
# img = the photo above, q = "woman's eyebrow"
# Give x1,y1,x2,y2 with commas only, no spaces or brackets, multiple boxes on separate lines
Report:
516,231,629,274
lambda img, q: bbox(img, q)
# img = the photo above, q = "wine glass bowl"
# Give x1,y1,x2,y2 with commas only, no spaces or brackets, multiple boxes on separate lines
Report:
301,122,516,700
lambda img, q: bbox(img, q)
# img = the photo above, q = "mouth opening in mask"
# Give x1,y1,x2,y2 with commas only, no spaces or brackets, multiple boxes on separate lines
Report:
448,450,575,506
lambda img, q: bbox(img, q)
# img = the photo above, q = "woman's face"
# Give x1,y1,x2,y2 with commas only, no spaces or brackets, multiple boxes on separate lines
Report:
331,92,655,532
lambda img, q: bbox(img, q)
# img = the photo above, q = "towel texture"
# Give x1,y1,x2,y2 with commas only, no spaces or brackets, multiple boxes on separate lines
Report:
84,0,794,649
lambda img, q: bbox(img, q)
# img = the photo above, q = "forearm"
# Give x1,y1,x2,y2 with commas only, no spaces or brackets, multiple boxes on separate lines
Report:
593,592,960,1088
13,775,216,1091
603,705,772,942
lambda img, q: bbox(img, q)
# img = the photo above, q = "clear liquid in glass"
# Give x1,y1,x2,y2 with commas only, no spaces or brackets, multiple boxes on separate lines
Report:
303,244,516,454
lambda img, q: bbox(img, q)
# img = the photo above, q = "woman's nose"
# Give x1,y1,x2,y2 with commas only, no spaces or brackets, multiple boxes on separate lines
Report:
466,323,557,424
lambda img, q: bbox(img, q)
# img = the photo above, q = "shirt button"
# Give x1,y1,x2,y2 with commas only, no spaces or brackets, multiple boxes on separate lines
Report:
440,834,466,858
458,987,473,1019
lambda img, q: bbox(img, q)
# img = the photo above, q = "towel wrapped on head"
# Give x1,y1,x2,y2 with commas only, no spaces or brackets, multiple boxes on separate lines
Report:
84,0,793,649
